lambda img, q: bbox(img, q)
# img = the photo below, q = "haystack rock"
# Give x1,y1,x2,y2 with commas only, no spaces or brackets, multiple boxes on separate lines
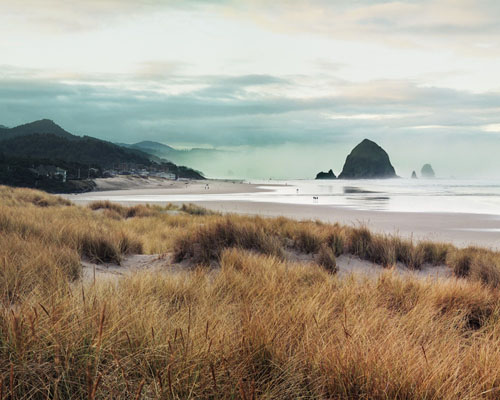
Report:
338,139,397,179
421,164,435,178
315,169,336,179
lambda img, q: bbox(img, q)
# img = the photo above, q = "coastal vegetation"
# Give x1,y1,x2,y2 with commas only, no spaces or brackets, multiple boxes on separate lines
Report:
2,185,500,398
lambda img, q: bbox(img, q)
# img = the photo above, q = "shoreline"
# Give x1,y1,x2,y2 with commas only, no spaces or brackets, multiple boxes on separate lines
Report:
66,177,500,249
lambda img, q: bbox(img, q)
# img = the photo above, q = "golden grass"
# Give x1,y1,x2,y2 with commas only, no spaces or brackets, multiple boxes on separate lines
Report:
0,185,71,207
89,200,170,219
180,203,219,216
3,249,500,399
316,244,337,273
173,218,284,264
3,185,500,398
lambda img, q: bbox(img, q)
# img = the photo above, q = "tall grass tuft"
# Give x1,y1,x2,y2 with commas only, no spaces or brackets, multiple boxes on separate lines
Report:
173,217,283,263
316,244,338,273
180,203,218,216
346,226,372,259
89,200,160,219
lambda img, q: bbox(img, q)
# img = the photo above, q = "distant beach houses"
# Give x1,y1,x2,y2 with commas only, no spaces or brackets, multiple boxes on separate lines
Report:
30,165,67,182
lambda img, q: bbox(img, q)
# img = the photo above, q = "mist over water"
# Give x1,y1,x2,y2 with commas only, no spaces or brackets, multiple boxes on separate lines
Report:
171,137,500,180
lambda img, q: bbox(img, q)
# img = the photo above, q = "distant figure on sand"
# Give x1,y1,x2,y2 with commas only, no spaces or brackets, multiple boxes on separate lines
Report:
313,196,319,203
296,188,299,194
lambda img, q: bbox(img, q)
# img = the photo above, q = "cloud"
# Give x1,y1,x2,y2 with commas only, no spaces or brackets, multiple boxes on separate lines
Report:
3,0,500,41
0,0,210,32
219,75,290,86
2,72,500,147
134,61,191,80
216,0,500,58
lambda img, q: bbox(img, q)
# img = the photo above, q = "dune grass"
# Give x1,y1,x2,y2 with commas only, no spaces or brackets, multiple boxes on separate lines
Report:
3,249,500,399
3,185,500,398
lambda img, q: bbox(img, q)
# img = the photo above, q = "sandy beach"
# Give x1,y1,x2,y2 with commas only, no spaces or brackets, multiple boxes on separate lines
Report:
66,177,500,249
91,176,268,194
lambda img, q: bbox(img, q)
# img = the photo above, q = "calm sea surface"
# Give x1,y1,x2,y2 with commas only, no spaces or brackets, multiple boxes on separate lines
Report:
248,179,500,215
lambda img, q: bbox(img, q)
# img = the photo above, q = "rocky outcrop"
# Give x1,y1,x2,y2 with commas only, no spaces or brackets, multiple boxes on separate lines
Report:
421,164,435,178
315,169,336,179
338,139,397,179
411,171,417,179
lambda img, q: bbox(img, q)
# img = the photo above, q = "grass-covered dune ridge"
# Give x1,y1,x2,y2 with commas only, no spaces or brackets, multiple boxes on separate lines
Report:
2,185,500,398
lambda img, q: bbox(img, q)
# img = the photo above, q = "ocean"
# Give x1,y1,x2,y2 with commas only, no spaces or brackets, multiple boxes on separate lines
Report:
248,179,500,215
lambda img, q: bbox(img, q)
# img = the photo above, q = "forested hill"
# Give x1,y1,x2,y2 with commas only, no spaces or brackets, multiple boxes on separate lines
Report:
0,119,205,192
0,133,152,167
0,119,74,141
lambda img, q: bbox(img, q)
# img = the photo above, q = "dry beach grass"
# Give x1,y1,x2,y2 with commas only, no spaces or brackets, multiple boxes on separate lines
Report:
2,185,500,398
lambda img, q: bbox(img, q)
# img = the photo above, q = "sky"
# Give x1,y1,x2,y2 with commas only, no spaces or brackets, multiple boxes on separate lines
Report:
2,0,500,178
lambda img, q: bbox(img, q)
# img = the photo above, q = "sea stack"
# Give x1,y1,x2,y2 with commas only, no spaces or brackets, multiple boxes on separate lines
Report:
421,164,435,178
338,139,397,179
411,171,417,179
315,169,336,179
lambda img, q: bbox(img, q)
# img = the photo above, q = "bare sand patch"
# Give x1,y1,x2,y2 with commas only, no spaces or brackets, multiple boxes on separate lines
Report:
336,254,451,280
81,254,171,283
89,176,270,195
81,252,452,284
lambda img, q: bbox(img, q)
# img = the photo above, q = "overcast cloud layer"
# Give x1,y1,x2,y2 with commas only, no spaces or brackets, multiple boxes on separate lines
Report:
2,0,500,178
